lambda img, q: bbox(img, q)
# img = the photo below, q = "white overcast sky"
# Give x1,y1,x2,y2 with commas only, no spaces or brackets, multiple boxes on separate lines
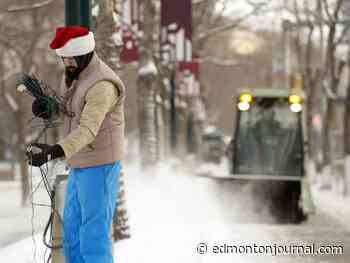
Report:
217,0,349,58
215,0,283,31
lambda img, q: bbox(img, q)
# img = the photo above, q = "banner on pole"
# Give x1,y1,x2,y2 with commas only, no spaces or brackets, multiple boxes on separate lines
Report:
120,0,141,63
160,0,192,63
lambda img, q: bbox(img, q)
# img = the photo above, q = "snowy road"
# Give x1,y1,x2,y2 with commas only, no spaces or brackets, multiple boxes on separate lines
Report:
116,161,350,263
1,161,350,263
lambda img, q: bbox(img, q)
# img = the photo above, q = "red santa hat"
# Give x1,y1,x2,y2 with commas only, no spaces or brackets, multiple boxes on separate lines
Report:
50,26,95,57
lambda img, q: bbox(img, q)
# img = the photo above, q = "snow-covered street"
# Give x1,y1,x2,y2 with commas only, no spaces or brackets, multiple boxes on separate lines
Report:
1,0,350,262
1,160,350,262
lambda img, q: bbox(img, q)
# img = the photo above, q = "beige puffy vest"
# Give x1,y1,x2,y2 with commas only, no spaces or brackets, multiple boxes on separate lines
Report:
60,53,125,168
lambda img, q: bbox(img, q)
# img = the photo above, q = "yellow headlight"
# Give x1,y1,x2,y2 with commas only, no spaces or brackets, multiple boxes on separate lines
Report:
289,95,301,104
239,93,253,103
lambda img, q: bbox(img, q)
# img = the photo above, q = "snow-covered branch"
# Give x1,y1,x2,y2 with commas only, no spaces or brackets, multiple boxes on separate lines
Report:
3,0,54,13
335,24,350,45
321,0,332,21
195,3,266,42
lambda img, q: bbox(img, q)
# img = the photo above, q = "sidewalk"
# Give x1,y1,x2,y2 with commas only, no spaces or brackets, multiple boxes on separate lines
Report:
312,186,350,231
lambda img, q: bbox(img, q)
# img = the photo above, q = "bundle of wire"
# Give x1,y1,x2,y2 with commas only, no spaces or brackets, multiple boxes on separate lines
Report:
27,143,67,263
17,73,60,121
17,73,69,262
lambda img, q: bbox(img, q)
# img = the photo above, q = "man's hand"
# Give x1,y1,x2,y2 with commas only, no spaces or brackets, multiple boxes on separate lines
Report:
32,98,49,119
27,143,65,167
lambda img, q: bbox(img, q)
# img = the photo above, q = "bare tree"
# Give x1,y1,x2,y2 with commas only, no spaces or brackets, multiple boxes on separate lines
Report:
283,0,350,191
121,0,270,163
0,0,63,204
192,0,268,53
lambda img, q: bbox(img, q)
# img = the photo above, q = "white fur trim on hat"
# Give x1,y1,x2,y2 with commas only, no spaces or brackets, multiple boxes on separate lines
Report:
56,32,95,57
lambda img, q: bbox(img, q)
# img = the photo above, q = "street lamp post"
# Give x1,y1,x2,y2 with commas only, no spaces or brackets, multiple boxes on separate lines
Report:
65,0,91,29
80,0,92,29
170,70,178,150
65,0,80,26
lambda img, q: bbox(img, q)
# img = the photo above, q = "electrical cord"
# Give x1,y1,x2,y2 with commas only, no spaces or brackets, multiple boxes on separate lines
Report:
29,152,37,263
27,145,66,263
20,73,73,262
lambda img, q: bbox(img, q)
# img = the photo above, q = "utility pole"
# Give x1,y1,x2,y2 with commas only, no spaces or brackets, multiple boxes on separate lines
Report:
80,0,92,29
65,0,80,26
65,0,91,29
170,71,178,150
160,0,193,156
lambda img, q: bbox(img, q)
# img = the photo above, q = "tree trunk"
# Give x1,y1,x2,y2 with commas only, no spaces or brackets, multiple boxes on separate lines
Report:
138,73,158,167
343,52,350,196
323,98,332,167
306,70,322,166
113,168,131,240
19,58,34,206
345,51,350,156
96,0,131,242
345,100,350,154
95,0,121,72
322,97,338,189
343,94,350,195
137,1,159,167
159,68,172,158
16,102,29,205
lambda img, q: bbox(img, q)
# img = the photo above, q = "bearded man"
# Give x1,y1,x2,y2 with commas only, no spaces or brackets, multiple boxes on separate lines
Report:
27,26,125,263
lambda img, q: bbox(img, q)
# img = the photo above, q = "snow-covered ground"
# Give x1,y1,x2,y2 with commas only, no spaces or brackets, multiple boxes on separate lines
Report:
0,174,51,248
1,159,350,262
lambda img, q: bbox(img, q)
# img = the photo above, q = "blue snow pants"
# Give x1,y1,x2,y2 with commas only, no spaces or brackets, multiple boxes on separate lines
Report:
62,161,121,263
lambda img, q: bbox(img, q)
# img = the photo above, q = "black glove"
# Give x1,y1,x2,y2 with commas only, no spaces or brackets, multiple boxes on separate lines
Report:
32,98,51,119
27,143,65,167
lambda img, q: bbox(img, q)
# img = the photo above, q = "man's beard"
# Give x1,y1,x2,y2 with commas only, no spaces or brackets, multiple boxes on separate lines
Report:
64,52,94,87
65,66,80,87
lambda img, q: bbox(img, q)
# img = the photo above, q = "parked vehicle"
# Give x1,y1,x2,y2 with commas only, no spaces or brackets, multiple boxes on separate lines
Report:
200,126,225,164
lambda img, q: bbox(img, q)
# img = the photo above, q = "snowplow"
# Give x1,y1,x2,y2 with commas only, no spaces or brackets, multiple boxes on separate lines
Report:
230,88,314,223
231,88,305,178
197,88,315,224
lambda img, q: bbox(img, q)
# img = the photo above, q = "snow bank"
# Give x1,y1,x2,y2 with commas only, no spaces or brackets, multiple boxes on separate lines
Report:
0,234,47,263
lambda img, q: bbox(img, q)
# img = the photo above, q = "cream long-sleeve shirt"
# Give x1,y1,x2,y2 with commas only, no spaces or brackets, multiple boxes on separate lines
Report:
58,81,119,159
